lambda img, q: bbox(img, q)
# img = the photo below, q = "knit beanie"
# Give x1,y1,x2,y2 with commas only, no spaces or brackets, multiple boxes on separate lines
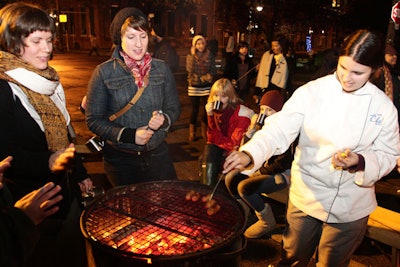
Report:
385,44,397,55
260,90,284,111
192,35,205,47
109,7,146,45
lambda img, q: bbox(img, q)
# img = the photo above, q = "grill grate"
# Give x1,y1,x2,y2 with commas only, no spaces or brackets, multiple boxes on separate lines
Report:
81,180,245,260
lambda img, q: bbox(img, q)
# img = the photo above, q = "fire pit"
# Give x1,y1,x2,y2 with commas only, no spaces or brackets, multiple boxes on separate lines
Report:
80,180,247,267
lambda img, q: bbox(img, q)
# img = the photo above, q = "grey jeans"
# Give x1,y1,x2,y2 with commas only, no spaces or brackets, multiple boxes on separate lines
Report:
279,200,368,267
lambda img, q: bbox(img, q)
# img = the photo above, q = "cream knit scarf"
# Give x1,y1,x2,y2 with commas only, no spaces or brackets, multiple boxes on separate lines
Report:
0,51,69,151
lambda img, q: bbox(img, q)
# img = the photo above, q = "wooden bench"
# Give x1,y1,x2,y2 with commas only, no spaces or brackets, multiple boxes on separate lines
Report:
264,190,400,267
366,206,400,267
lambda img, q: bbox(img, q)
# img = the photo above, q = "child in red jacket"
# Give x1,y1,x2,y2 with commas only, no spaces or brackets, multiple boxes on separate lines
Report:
200,78,254,186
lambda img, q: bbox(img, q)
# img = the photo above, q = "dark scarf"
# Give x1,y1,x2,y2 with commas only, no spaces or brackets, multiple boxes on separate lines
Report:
0,51,69,151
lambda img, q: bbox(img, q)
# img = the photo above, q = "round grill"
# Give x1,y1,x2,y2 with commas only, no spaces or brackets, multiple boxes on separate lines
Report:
80,180,246,263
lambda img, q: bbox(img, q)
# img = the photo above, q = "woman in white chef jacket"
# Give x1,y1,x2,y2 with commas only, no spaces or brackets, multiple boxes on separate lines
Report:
223,29,400,266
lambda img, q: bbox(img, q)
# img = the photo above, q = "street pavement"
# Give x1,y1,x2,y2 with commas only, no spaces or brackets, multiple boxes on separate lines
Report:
51,50,394,267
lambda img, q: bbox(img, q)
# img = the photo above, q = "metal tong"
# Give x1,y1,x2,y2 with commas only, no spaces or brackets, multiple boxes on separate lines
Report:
208,173,225,201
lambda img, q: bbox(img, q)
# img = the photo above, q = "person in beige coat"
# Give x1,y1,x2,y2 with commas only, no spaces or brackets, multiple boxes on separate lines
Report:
253,35,289,104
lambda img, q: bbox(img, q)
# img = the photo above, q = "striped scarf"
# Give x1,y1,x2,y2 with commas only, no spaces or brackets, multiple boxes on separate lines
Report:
0,52,69,151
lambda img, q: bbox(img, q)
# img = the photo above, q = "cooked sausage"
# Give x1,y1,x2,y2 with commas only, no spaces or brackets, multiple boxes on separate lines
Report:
191,192,200,202
205,199,216,208
207,204,221,216
202,194,211,202
185,190,195,200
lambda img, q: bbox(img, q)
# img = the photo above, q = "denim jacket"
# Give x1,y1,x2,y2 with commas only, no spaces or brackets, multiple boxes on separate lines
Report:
86,46,181,152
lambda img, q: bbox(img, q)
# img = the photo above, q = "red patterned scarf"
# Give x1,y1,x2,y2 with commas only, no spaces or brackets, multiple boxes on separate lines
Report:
120,50,152,88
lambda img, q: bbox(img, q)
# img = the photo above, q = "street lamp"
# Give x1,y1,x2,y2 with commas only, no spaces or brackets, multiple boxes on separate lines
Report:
247,1,264,46
255,0,263,12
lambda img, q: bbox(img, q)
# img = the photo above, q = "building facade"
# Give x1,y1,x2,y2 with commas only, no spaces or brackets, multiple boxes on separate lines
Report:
32,0,390,56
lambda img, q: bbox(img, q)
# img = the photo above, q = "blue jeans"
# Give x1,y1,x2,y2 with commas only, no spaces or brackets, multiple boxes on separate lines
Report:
225,169,289,211
103,141,177,186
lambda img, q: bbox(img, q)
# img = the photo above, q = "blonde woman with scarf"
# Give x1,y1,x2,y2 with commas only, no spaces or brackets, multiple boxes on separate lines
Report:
0,2,92,267
85,8,181,187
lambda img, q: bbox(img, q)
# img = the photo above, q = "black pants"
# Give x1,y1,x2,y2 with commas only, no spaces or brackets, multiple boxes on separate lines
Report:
200,144,226,186
103,141,177,187
190,96,208,125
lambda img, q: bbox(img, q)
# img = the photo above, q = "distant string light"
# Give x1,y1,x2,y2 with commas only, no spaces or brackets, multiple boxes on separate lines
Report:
332,0,340,8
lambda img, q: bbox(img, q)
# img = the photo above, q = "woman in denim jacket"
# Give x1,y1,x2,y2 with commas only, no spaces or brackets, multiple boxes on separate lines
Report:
85,7,181,186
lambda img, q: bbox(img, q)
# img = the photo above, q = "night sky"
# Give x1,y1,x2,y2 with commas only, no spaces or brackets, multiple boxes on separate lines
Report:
346,0,392,35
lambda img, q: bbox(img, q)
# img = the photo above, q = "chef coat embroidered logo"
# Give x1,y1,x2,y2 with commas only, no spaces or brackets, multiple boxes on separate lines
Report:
370,114,382,125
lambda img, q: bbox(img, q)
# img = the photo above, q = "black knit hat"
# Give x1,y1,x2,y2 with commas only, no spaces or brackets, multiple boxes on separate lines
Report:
109,7,146,45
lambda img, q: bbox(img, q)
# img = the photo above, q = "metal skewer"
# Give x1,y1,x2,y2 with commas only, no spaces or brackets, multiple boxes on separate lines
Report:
208,173,225,201
236,64,258,82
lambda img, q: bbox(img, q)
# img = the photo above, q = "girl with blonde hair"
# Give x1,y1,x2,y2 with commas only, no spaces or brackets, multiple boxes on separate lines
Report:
200,78,253,186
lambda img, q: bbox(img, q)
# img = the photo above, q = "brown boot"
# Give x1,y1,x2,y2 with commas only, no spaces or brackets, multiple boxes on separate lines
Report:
189,124,196,141
201,122,208,141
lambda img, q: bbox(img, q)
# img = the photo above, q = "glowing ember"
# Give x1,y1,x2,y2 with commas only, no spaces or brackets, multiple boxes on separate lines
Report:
81,181,245,258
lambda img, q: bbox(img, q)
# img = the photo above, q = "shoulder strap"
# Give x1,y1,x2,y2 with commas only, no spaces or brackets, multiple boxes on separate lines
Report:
109,85,145,121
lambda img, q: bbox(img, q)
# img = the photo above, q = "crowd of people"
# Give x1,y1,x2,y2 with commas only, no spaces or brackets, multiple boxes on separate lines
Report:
1,2,400,267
